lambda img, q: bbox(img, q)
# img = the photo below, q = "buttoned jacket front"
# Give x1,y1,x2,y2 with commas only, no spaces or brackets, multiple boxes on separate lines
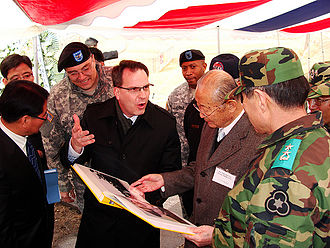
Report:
163,114,264,228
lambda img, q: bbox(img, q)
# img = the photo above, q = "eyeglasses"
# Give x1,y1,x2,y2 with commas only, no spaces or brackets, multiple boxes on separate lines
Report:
193,103,224,118
9,72,33,82
30,110,50,121
116,84,154,94
66,63,92,78
314,97,330,106
32,116,47,121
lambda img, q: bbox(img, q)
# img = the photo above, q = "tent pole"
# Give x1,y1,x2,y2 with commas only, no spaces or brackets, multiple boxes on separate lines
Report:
36,35,50,91
217,26,220,54
321,32,325,62
307,33,311,80
277,31,280,46
32,36,39,85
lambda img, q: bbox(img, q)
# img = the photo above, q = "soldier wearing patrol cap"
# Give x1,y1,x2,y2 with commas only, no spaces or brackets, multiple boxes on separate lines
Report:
307,62,330,132
209,47,330,247
40,42,113,212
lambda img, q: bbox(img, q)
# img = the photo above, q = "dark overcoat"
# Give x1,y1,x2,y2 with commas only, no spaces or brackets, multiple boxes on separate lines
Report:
0,129,54,248
162,114,264,247
62,97,181,248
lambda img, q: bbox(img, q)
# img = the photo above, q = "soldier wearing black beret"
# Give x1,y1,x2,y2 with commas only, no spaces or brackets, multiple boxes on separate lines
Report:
40,42,114,212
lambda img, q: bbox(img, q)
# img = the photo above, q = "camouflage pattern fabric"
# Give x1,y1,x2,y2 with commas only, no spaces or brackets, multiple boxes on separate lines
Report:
226,47,304,99
213,112,330,247
166,82,195,167
40,63,113,211
308,82,330,98
309,61,330,86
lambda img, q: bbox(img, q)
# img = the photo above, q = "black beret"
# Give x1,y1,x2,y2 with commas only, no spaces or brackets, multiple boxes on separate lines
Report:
179,49,205,66
209,53,239,79
58,42,91,72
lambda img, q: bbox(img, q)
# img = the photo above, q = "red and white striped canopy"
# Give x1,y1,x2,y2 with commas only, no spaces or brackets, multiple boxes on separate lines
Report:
12,0,330,33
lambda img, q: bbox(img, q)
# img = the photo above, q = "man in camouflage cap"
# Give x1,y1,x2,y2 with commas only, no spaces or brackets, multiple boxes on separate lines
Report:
307,62,330,127
40,42,113,212
212,47,330,247
307,62,330,132
309,61,330,86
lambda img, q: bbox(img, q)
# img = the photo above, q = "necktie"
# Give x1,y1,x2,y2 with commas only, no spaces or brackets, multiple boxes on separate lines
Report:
26,140,42,182
217,129,226,142
214,129,226,152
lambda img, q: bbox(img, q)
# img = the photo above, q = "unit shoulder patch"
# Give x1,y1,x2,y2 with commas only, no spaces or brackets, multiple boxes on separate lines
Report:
272,139,302,171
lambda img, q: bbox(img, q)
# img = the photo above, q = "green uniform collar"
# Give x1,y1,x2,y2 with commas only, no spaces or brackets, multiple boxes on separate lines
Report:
258,112,323,150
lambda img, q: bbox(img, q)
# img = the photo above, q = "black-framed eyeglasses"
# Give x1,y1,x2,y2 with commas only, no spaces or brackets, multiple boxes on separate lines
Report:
30,110,49,121
193,103,224,118
116,83,154,94
32,116,47,121
314,97,330,106
9,72,33,82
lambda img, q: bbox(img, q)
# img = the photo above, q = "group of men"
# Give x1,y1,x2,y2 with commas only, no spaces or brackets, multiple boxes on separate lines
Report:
0,41,329,248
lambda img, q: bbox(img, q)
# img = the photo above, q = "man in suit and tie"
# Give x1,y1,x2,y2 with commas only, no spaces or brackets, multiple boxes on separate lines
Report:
0,53,47,166
0,80,54,247
132,70,264,247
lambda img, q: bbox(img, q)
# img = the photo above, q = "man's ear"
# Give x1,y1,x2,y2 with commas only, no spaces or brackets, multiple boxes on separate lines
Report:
202,62,207,71
253,89,271,113
19,115,31,130
90,54,95,63
2,78,8,86
113,87,120,100
225,100,238,113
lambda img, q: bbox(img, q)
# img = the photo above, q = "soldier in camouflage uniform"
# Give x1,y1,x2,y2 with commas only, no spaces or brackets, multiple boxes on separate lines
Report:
307,62,330,132
211,47,330,247
40,42,113,212
166,49,207,218
166,49,207,167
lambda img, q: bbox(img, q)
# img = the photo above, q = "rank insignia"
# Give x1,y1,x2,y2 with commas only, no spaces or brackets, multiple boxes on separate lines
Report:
265,190,291,216
272,139,301,171
185,51,192,60
73,50,83,62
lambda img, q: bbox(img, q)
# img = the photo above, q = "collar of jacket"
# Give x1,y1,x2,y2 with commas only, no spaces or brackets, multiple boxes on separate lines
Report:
96,97,156,129
258,112,323,149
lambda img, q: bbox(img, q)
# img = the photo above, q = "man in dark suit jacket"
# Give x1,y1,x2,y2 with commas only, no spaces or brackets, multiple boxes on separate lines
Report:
61,60,181,248
0,80,54,248
132,70,264,247
0,54,47,167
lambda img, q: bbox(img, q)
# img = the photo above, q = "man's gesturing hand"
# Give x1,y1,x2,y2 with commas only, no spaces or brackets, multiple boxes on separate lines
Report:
71,114,95,153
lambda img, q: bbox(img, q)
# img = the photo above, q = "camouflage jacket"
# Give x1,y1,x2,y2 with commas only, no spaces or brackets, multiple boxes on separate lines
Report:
213,112,330,248
166,82,195,167
40,64,114,191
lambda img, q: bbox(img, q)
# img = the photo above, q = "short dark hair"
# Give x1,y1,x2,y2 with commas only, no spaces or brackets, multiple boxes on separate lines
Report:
244,76,310,108
89,47,104,63
112,60,149,87
0,54,33,79
0,80,49,123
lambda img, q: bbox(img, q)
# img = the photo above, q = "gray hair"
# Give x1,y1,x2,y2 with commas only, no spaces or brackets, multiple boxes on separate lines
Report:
198,70,237,103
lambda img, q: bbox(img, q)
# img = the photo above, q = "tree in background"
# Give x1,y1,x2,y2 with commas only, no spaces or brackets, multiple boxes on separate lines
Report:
0,30,62,93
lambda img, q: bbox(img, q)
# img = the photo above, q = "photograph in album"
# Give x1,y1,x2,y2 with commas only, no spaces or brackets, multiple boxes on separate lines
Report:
72,163,196,235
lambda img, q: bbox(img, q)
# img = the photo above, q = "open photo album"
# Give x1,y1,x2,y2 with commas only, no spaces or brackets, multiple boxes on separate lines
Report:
72,163,196,235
